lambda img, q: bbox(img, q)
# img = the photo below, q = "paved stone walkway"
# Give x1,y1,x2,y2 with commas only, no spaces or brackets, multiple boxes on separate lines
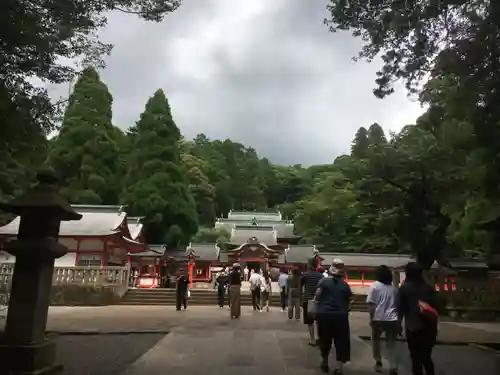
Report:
2,306,499,374
121,309,389,375
19,306,499,344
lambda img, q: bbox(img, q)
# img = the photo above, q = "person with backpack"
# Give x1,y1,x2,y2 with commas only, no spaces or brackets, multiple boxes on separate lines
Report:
397,262,439,375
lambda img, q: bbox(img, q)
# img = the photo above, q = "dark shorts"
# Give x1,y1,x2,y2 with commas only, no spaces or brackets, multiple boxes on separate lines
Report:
302,301,314,325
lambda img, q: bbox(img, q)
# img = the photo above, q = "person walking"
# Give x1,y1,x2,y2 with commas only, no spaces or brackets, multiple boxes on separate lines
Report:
260,272,272,312
287,268,301,320
215,272,228,308
313,260,352,374
175,269,189,311
301,258,323,346
367,265,400,374
249,269,261,311
278,269,288,312
229,263,242,318
132,268,139,287
397,262,439,375
226,271,231,310
243,266,249,281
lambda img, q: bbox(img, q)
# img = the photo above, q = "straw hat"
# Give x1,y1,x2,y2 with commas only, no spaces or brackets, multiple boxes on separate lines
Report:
329,258,345,276
232,262,241,269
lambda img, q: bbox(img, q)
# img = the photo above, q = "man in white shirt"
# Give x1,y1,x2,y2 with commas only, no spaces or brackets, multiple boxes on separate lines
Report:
243,266,249,281
249,270,261,311
278,270,289,311
366,265,400,375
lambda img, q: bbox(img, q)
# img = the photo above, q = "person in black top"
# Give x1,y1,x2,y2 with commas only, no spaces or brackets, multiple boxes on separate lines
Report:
229,263,242,318
215,272,229,308
397,262,438,375
175,269,189,311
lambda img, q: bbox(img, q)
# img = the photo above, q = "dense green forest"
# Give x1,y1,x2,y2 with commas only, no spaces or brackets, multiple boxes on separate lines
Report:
1,0,500,268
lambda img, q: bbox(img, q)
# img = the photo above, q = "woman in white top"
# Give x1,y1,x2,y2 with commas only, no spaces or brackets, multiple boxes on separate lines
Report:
366,265,400,375
260,272,272,312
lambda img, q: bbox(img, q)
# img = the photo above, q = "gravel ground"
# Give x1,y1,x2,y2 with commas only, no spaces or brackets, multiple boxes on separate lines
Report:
55,333,166,375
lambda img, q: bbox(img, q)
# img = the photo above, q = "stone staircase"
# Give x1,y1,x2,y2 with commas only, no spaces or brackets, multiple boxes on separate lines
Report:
120,288,253,306
119,288,368,311
351,294,368,312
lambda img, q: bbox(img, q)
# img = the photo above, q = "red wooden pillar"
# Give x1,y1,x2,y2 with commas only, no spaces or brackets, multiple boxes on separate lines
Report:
188,253,195,288
75,239,81,266
101,240,107,268
153,258,157,285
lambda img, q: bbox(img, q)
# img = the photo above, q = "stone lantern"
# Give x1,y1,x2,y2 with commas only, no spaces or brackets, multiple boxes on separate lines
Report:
0,171,82,374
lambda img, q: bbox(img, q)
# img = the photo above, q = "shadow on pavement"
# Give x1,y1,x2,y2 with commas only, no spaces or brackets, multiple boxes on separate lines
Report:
56,333,166,375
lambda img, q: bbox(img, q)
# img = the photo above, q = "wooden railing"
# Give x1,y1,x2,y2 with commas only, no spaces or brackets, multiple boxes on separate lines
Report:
430,273,500,319
0,263,130,288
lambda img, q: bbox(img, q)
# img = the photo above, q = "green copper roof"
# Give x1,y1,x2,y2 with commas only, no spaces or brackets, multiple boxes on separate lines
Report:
227,210,281,221
70,204,126,213
187,244,220,261
230,227,277,245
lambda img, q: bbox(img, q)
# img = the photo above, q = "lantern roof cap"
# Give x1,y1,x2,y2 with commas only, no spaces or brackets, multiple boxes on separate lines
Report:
1,170,82,221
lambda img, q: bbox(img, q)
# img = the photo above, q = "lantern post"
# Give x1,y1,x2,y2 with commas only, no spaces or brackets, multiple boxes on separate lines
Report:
0,171,82,374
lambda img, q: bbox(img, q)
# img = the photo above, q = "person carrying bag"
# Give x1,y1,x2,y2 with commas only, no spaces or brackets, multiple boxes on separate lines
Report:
314,260,352,374
308,298,318,317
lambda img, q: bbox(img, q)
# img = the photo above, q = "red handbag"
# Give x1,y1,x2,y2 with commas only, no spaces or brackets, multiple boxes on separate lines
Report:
418,300,438,322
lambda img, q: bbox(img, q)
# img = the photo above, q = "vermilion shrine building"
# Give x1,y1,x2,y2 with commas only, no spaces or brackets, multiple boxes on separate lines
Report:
155,210,419,288
0,206,483,289
0,205,146,267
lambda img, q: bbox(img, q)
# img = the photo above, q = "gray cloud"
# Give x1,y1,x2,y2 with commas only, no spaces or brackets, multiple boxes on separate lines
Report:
51,0,425,165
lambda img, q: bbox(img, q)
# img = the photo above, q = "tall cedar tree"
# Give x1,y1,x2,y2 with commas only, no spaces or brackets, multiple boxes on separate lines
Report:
122,89,198,245
49,67,121,204
1,0,180,161
367,123,387,146
351,127,369,158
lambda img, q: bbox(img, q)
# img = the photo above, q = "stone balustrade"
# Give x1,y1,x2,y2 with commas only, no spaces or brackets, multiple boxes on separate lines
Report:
0,263,129,288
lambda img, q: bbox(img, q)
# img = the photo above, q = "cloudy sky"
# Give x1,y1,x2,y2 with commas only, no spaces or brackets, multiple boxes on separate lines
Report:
51,0,425,166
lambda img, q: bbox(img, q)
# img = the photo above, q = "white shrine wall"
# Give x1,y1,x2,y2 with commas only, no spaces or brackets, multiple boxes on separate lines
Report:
0,236,106,267
59,238,78,251
55,253,77,267
0,250,15,263
76,238,105,251
0,249,77,267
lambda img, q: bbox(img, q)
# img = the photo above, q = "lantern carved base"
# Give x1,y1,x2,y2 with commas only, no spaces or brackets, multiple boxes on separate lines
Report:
0,333,62,374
